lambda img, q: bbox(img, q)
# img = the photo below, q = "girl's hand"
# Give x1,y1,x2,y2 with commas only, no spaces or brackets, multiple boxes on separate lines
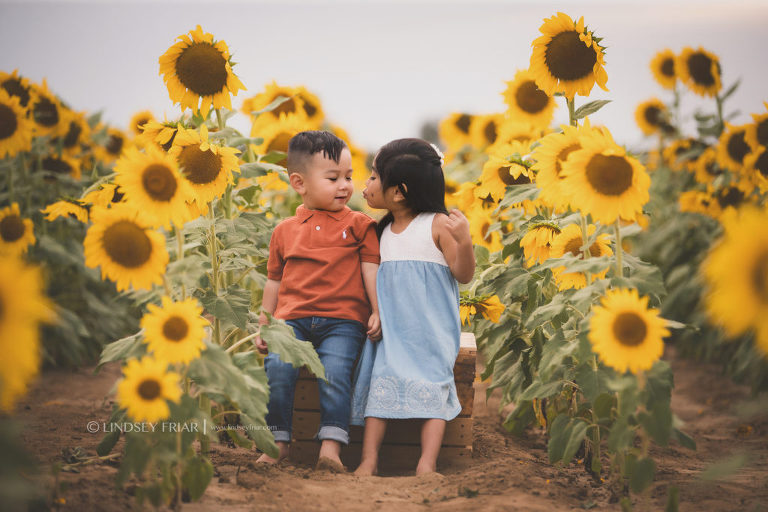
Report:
367,311,382,342
445,209,471,244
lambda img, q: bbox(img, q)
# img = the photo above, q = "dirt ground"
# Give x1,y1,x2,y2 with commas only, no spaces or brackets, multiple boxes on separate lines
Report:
13,348,768,511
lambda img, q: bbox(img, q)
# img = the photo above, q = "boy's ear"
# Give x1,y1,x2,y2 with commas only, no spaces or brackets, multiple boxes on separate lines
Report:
289,172,306,195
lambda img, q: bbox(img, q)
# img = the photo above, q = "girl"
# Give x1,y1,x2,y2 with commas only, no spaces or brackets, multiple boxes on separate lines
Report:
350,138,475,475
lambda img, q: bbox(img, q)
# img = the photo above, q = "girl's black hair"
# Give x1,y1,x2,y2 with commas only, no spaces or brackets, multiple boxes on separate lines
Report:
373,138,448,237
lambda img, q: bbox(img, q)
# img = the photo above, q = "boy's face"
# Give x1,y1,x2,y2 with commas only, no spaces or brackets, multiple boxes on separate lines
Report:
292,147,354,211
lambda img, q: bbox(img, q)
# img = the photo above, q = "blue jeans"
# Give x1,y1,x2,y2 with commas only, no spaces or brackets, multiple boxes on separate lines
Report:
264,317,365,445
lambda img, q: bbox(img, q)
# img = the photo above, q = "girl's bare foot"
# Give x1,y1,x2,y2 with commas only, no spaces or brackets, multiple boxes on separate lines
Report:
353,459,378,476
415,460,437,475
255,441,289,464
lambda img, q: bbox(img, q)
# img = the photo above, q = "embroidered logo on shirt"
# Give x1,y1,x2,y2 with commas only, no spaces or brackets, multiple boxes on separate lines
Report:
342,230,347,239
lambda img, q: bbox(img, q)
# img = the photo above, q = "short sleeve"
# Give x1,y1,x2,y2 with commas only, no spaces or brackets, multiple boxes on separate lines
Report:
266,224,285,280
356,215,380,264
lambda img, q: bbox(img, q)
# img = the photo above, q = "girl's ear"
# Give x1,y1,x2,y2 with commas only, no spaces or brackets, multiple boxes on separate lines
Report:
392,185,407,203
289,172,306,195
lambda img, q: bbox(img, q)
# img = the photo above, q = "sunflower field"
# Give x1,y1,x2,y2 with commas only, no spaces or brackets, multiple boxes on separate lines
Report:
1,10,767,511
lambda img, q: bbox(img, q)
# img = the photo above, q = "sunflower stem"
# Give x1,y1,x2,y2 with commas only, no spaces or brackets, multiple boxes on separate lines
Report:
673,84,682,132
199,394,211,455
580,214,592,283
208,208,221,345
8,154,16,204
567,97,578,127
715,93,724,137
215,108,225,131
175,225,186,300
613,219,623,279
162,274,173,299
79,172,117,199
175,429,182,512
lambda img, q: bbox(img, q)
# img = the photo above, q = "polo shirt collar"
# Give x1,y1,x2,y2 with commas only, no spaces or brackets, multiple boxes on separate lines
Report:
296,205,352,223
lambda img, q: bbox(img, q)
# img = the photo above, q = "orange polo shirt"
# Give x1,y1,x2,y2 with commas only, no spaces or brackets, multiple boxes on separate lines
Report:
267,205,380,325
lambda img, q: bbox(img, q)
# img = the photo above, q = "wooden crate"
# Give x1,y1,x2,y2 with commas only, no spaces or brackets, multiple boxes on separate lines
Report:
289,332,477,470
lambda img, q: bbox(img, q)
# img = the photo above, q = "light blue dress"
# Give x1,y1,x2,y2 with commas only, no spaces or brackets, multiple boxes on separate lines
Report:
350,212,462,425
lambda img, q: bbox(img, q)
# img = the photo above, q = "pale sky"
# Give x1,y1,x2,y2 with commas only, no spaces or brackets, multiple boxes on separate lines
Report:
1,0,767,153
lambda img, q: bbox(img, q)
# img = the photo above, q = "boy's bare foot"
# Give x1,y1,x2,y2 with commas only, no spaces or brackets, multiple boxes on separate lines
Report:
255,441,289,464
415,461,437,475
315,456,347,473
353,459,378,476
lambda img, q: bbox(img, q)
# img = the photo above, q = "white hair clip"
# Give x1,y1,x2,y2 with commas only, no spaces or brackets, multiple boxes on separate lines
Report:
430,143,445,166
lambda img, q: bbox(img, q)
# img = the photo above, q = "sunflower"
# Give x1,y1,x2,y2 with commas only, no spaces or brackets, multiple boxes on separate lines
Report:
41,200,89,223
712,184,750,213
250,115,310,167
0,89,33,159
716,123,752,173
295,86,325,128
159,25,246,118
0,255,54,411
84,204,169,292
703,207,768,353
94,127,129,164
550,223,612,290
589,288,669,374
38,153,82,181
242,82,307,129
561,128,649,224
491,118,544,148
139,119,180,152
51,110,91,157
634,98,669,136
28,80,66,137
115,145,193,229
677,46,721,98
469,113,504,149
476,141,533,202
256,171,290,192
679,190,717,217
0,203,35,256
82,183,125,208
117,357,182,423
649,49,677,90
662,137,707,172
460,294,505,325
141,296,209,364
693,147,724,185
439,112,474,152
167,124,240,205
532,121,591,210
520,222,561,267
529,12,608,99
129,110,156,136
744,146,768,193
745,103,768,152
467,203,503,252
502,69,556,129
0,70,33,108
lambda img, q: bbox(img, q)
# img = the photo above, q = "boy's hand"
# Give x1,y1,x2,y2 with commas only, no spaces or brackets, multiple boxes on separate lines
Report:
254,334,268,354
445,209,471,244
367,312,382,342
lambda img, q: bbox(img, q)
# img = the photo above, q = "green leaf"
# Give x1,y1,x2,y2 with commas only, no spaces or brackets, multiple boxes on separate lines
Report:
638,399,672,446
499,184,540,209
699,453,748,481
96,430,120,456
593,393,614,421
665,485,679,512
200,286,251,330
249,95,293,117
721,79,740,101
628,456,656,493
262,317,326,380
96,329,145,371
671,427,696,450
607,416,633,452
239,161,288,179
519,379,563,401
548,414,588,465
182,457,214,502
574,100,611,119
575,364,611,403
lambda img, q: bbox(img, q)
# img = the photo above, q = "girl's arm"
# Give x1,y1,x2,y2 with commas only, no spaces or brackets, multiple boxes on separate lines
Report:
434,209,475,284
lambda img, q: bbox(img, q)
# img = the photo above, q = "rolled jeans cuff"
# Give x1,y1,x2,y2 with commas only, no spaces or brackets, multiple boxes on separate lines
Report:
317,425,349,445
272,429,291,443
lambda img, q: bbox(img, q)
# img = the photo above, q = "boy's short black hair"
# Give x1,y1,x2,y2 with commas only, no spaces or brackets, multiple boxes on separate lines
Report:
286,130,347,173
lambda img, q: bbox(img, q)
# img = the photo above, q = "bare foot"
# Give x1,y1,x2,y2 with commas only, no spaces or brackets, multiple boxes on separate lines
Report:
415,461,437,475
353,459,378,476
255,442,289,464
315,456,347,473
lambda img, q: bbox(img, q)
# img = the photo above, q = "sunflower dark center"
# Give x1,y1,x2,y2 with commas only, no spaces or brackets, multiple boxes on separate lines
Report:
179,145,222,185
102,220,152,268
564,236,601,259
301,99,318,118
162,316,189,341
134,116,151,133
0,104,18,140
484,121,497,145
142,164,178,201
544,30,597,81
726,131,750,164
481,222,491,242
267,132,293,167
751,251,768,302
270,94,297,116
661,58,675,78
515,80,549,114
175,42,229,96
716,187,744,209
687,52,717,86
137,379,161,401
705,161,722,176
112,186,125,203
106,134,124,156
644,106,662,126
757,119,768,147
0,215,25,242
555,143,581,176
62,121,82,148
497,166,531,186
755,150,768,177
42,157,73,175
612,312,647,347
33,96,59,127
161,130,178,152
2,78,31,107
455,114,471,134
585,154,634,196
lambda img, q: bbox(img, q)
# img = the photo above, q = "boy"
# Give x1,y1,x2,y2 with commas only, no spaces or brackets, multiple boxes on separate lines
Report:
255,130,381,470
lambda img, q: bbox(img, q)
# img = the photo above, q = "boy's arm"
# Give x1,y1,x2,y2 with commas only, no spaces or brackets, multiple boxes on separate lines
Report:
254,278,280,353
434,209,476,284
361,262,381,341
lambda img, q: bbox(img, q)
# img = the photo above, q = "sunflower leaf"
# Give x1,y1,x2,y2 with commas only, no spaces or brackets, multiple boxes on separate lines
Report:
574,100,612,120
261,315,326,380
200,286,251,330
96,329,146,371
499,184,540,209
248,95,293,117
721,79,741,102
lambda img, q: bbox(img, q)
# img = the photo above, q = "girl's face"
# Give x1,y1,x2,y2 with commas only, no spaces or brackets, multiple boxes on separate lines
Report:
362,169,387,209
